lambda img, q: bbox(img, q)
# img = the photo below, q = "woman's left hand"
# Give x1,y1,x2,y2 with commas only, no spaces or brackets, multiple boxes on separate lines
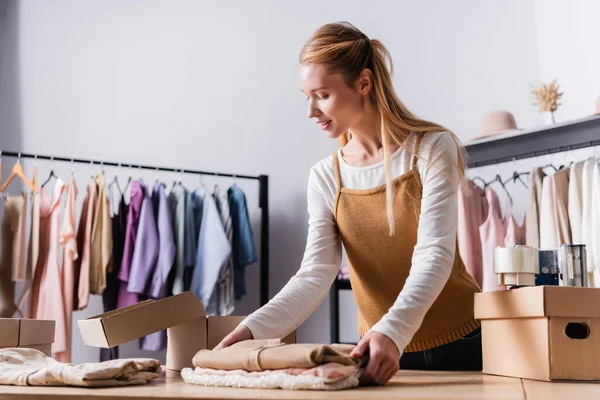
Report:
350,331,400,386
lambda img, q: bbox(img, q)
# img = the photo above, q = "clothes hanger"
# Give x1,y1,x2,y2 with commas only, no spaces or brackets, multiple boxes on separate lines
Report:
0,153,37,192
484,163,514,206
502,157,528,189
41,156,59,188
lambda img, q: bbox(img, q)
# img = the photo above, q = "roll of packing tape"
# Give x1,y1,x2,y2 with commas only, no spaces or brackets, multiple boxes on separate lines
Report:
493,245,539,287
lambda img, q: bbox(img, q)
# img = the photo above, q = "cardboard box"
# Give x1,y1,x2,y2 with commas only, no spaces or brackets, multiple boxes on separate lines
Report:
78,292,297,372
206,316,297,350
474,286,600,381
0,318,55,356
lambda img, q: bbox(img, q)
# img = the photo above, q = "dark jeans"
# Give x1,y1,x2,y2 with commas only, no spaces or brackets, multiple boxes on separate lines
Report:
399,327,482,371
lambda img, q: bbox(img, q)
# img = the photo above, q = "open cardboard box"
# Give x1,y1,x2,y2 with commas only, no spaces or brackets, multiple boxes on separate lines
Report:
0,318,55,356
474,286,600,381
78,292,296,371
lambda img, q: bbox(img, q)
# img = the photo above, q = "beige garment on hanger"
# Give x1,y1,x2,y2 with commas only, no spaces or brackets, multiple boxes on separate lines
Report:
581,160,598,284
75,179,97,310
0,194,27,318
568,161,585,244
14,191,41,319
525,168,546,248
540,168,571,249
90,172,112,294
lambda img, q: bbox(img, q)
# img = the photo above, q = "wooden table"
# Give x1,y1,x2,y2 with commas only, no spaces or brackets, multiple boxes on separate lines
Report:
0,370,599,400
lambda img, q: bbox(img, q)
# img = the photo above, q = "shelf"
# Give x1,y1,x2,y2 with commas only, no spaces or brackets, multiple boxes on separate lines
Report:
464,114,600,168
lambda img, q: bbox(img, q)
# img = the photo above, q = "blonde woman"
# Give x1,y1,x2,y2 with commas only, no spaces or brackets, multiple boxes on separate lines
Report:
216,21,482,385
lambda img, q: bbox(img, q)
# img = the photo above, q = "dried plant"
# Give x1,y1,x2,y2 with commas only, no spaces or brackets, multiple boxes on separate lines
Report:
531,79,563,112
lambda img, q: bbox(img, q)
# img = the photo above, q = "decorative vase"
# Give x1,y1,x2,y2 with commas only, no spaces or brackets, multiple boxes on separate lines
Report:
543,111,555,125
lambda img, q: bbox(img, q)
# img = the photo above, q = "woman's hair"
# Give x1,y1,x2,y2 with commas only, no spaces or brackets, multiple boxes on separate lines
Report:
300,21,467,235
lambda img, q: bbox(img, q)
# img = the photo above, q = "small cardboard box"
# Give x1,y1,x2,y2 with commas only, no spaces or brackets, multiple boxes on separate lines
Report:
78,292,297,371
474,286,600,381
0,318,55,356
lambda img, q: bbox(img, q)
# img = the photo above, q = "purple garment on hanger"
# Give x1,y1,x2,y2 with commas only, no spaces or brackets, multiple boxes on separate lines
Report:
148,183,176,299
117,181,144,309
141,183,177,352
127,181,159,295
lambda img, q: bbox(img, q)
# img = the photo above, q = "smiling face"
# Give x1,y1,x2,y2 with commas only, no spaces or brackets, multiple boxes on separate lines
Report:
299,63,367,139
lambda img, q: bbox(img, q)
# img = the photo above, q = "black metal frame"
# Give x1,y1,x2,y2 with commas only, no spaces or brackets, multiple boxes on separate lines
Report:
329,114,600,344
0,149,270,307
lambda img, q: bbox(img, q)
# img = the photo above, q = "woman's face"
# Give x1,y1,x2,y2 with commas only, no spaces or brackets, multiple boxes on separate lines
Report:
299,63,365,139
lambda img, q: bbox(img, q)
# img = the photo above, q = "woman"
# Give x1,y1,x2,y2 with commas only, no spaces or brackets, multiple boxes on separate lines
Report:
215,21,482,385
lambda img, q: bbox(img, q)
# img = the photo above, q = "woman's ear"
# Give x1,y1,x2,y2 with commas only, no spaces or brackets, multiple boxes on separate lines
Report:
356,68,373,96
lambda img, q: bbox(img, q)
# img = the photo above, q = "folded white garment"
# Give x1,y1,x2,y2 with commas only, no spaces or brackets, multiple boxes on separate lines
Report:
0,348,161,387
181,362,361,391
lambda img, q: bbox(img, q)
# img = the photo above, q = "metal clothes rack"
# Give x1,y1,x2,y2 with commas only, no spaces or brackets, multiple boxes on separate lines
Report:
0,150,270,307
329,114,600,345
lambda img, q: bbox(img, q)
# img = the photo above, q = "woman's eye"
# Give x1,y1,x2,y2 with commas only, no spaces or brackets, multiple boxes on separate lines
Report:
318,95,329,100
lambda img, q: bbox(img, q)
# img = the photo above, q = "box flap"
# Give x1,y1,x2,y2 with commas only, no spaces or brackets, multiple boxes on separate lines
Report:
0,319,20,347
78,292,205,348
19,319,55,346
475,286,600,319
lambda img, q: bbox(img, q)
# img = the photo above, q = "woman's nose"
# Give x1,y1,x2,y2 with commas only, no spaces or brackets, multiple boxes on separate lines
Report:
307,100,319,119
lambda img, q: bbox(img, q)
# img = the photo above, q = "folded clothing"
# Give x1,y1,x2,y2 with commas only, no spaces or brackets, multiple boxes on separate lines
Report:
192,339,362,371
181,364,359,391
182,339,366,391
0,348,161,387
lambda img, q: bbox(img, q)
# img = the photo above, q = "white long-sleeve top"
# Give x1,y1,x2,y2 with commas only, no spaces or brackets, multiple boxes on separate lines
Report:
240,131,460,356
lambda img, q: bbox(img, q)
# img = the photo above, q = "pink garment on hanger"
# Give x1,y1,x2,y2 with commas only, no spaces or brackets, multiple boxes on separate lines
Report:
479,186,507,292
57,179,78,363
457,180,488,288
504,210,526,246
30,180,67,356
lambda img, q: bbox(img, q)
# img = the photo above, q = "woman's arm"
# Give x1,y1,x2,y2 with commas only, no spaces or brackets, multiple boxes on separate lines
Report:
369,131,460,356
239,167,342,339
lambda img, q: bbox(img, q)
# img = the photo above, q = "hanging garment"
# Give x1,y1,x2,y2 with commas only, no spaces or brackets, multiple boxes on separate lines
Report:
117,180,144,309
90,172,113,294
168,185,187,295
74,179,97,310
127,181,158,296
227,184,258,300
479,186,507,292
504,201,525,247
191,191,231,314
456,180,487,288
591,163,600,287
0,348,161,387
0,194,26,318
181,340,363,391
140,183,176,352
540,168,571,249
14,191,41,318
568,161,585,244
56,179,78,363
213,185,234,316
147,183,176,300
29,180,67,356
101,191,128,362
525,167,546,248
581,160,598,284
184,190,197,291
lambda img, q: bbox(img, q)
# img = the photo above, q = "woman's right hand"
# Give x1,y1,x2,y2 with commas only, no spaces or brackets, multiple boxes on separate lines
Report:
213,325,253,351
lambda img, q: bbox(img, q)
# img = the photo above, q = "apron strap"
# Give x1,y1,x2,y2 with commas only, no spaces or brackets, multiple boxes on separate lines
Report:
332,151,342,190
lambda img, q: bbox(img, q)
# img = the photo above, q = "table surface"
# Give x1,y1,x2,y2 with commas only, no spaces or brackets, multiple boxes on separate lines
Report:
0,370,599,400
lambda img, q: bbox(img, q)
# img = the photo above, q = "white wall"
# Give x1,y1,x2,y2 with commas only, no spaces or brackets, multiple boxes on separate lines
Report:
0,0,543,363
533,0,600,122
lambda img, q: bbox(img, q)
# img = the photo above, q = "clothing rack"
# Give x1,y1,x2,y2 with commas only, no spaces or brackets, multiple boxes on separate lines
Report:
0,150,270,307
329,114,600,345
